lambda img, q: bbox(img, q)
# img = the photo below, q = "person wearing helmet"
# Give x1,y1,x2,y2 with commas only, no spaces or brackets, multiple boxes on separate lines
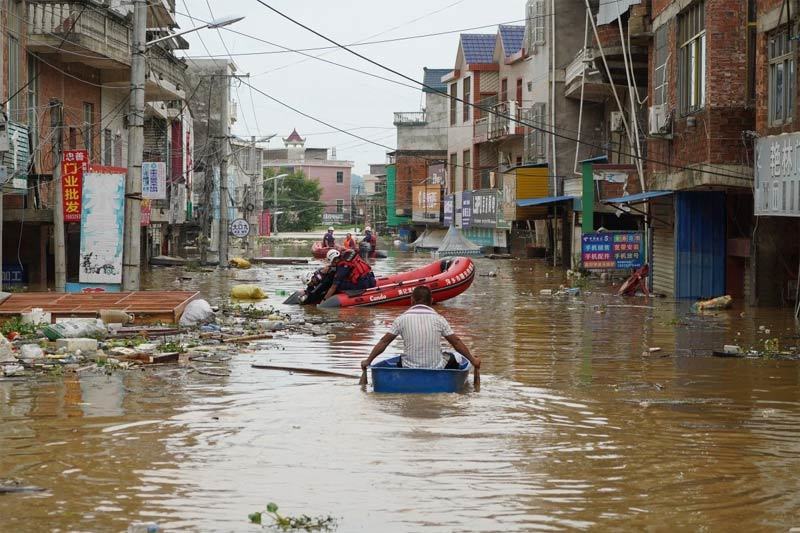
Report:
359,226,377,256
324,247,376,300
342,232,357,250
322,226,336,247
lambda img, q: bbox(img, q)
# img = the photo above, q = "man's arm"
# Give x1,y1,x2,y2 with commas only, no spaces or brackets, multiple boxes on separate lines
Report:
361,333,397,370
445,334,481,369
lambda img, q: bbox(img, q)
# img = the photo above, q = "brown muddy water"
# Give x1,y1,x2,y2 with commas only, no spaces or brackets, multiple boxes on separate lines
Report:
2,243,800,531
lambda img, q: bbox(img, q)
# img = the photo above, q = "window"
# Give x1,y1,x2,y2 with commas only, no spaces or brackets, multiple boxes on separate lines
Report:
83,102,94,156
501,78,508,102
527,0,546,48
653,25,668,106
678,1,706,114
463,77,471,122
450,83,457,125
336,170,344,183
336,199,344,214
462,149,471,190
769,29,795,125
68,127,77,150
526,103,546,161
449,153,457,193
114,133,123,166
516,78,523,105
7,36,20,122
103,129,112,165
27,54,38,151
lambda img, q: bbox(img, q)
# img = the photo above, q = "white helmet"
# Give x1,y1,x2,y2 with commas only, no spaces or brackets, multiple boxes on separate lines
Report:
328,226,334,231
302,271,314,284
364,226,372,232
326,249,341,262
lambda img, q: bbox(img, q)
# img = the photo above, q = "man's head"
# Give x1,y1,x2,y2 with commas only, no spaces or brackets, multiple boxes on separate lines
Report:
346,232,352,238
364,226,372,234
411,286,433,306
326,249,341,264
327,226,334,233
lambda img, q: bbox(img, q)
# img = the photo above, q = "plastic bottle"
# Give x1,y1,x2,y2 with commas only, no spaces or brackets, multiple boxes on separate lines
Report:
127,523,159,533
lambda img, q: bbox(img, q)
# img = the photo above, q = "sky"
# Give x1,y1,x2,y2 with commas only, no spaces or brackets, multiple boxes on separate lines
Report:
176,0,525,175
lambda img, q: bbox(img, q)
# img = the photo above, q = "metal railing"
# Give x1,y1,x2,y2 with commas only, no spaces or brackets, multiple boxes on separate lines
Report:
393,111,427,125
473,117,489,143
565,47,595,87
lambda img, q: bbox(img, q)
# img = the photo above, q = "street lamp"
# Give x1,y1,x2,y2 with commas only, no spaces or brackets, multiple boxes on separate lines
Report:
122,3,244,290
264,173,288,235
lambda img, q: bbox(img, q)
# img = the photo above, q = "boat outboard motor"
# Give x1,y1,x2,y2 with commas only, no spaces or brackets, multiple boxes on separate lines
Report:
359,241,372,259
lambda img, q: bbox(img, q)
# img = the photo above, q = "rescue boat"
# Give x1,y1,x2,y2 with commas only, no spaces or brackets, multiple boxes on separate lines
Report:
284,256,476,308
310,241,387,259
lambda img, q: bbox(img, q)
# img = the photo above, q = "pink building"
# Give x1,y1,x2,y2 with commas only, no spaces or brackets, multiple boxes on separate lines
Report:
264,129,353,222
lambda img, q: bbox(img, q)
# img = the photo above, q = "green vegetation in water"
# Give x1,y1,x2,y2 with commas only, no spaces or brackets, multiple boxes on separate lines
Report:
249,502,336,531
1,317,38,338
104,336,148,349
158,341,185,354
224,304,271,320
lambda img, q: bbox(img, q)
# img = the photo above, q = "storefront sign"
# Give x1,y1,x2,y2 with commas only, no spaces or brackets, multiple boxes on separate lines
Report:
471,189,499,228
229,218,250,238
142,161,167,200
461,191,473,228
581,231,644,270
141,199,152,226
61,150,88,222
443,195,454,226
412,185,442,223
79,166,125,286
756,133,800,216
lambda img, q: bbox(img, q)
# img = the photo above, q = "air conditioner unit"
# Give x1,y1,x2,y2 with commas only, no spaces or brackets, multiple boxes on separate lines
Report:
648,104,672,136
610,111,625,133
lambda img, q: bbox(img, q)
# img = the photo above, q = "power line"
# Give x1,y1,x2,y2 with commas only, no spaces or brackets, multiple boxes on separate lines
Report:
251,0,753,184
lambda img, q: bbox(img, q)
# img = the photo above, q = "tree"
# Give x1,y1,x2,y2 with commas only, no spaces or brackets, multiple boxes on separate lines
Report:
263,169,324,231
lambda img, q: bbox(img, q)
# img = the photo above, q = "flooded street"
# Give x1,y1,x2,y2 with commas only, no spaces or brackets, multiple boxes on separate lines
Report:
2,245,800,531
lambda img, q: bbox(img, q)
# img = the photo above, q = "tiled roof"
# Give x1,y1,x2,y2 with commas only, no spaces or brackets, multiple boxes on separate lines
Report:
422,68,451,93
498,25,525,57
460,34,496,64
285,128,304,143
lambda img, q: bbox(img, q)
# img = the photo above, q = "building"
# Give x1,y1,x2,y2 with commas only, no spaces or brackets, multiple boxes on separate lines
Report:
2,0,188,289
391,67,450,231
229,136,265,248
263,129,353,224
353,163,387,230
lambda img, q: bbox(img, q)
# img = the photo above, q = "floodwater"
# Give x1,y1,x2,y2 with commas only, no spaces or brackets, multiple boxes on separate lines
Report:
2,244,800,532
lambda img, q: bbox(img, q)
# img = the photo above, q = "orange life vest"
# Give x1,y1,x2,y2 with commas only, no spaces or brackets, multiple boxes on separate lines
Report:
339,254,372,284
343,237,356,249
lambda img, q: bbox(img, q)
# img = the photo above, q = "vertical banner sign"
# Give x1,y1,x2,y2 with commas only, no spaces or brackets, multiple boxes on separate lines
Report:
141,199,152,226
79,166,126,286
443,195,454,226
142,161,167,200
461,191,473,228
471,189,499,228
581,231,644,270
61,149,88,222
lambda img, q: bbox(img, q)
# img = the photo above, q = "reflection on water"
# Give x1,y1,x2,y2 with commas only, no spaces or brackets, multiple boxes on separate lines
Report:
2,244,800,531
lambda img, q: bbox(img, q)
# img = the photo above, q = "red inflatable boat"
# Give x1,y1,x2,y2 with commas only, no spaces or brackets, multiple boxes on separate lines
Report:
311,241,387,259
316,257,475,308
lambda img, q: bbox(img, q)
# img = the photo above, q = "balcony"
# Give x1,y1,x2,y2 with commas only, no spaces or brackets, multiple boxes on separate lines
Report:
488,101,524,141
28,1,186,100
473,117,489,144
393,112,427,126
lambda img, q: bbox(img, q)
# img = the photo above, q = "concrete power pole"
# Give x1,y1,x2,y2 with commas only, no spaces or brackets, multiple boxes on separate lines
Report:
51,100,65,291
218,76,230,266
122,0,146,291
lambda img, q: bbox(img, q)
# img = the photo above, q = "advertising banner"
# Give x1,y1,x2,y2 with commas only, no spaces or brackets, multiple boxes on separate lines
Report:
581,231,644,270
142,161,167,200
141,199,152,226
471,189,499,228
61,150,88,222
412,185,442,223
443,195,454,226
79,166,126,286
756,133,800,216
461,191,473,228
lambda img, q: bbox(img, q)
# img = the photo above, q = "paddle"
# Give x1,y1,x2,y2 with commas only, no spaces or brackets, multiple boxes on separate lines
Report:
474,365,480,392
251,364,360,379
359,365,368,386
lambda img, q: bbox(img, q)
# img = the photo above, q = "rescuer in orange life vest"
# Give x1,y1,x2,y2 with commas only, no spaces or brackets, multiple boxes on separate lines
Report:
342,232,357,250
323,248,376,300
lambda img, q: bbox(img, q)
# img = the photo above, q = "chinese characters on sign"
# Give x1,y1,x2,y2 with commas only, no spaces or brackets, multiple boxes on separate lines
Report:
412,185,442,222
142,162,167,200
229,218,250,238
755,134,800,217
471,189,499,228
581,232,644,270
141,199,152,226
61,150,88,222
461,191,473,228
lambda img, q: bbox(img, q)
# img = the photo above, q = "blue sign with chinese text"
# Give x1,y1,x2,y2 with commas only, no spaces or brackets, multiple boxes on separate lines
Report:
581,231,644,270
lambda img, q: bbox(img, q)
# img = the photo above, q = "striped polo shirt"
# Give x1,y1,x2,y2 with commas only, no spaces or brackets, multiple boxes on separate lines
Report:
390,305,454,369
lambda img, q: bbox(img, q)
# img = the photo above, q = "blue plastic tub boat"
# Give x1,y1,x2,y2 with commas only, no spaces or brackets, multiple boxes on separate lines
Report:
370,355,471,393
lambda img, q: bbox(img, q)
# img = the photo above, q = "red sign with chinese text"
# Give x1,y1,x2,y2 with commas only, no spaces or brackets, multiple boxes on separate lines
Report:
141,199,152,226
61,150,88,222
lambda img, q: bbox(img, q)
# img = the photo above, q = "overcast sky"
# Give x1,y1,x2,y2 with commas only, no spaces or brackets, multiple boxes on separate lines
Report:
177,1,524,175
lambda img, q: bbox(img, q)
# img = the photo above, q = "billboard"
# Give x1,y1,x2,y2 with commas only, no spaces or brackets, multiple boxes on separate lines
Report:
79,166,126,286
142,161,167,200
443,194,454,226
471,188,500,228
755,133,800,216
461,191,473,228
61,150,88,222
412,185,442,223
581,231,644,270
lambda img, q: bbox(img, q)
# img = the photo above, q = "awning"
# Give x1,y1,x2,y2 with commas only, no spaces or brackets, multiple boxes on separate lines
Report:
517,195,576,207
603,191,673,205
597,0,641,25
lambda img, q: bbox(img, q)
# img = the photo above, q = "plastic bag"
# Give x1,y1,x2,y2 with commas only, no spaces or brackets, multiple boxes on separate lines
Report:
0,336,15,363
179,299,215,327
230,285,266,300
42,319,107,341
229,257,252,269
19,344,44,362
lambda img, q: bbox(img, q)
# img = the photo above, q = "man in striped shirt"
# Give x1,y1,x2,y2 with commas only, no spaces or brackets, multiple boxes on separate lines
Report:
361,286,480,370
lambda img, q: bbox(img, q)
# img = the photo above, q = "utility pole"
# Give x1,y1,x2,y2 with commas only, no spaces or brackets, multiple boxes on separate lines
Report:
249,135,258,251
51,100,65,291
218,76,230,266
122,0,146,291
273,176,278,236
